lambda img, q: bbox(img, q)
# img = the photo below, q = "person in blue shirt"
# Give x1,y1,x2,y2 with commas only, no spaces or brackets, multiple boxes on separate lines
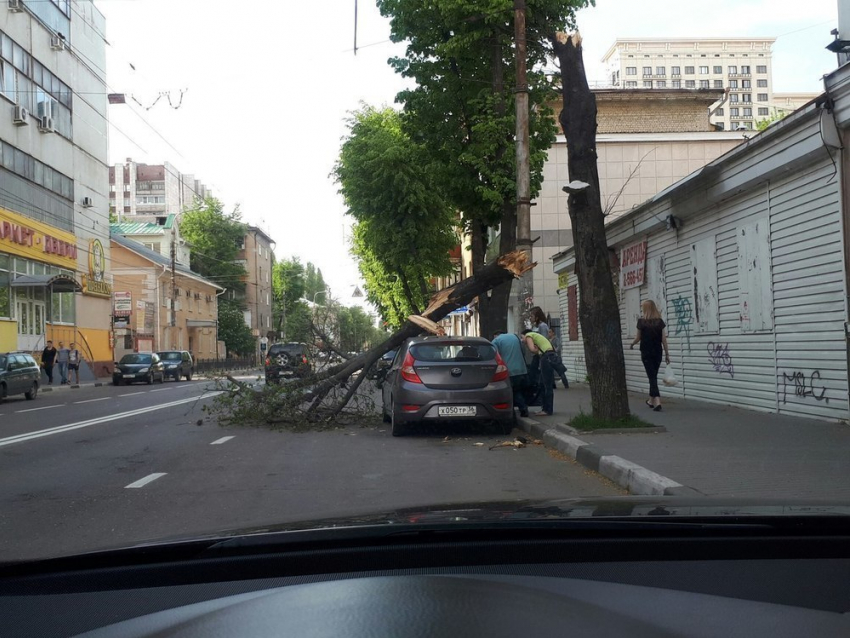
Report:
491,331,529,418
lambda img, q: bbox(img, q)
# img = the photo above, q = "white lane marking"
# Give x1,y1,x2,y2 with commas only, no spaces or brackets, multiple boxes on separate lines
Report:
210,436,234,445
149,387,176,393
74,397,110,405
16,404,65,413
119,391,145,397
0,392,224,448
125,473,167,489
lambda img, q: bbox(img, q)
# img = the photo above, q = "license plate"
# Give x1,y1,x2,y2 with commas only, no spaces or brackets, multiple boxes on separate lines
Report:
438,406,476,417
123,374,135,378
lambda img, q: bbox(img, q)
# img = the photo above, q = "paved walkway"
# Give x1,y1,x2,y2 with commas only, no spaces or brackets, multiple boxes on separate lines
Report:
527,384,850,500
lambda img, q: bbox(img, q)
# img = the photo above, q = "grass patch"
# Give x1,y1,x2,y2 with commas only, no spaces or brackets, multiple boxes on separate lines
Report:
568,411,653,432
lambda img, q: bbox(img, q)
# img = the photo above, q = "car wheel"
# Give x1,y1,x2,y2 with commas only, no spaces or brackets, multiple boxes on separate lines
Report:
185,371,192,381
147,372,154,385
158,372,165,384
496,419,514,436
112,378,120,386
0,383,6,403
25,382,38,400
390,399,405,437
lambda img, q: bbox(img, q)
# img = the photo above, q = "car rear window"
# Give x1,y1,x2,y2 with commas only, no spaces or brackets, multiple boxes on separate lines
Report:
410,343,496,362
270,345,303,355
159,353,182,361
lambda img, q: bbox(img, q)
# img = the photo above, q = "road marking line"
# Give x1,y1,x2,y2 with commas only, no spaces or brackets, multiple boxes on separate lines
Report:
74,397,110,404
0,392,223,448
149,387,176,392
125,473,167,489
16,404,65,413
210,436,234,445
119,391,145,397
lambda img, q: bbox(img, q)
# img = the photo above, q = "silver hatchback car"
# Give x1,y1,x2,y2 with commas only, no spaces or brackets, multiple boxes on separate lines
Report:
381,336,514,437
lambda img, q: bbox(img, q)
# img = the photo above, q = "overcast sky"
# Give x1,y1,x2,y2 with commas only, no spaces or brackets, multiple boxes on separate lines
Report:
99,0,839,305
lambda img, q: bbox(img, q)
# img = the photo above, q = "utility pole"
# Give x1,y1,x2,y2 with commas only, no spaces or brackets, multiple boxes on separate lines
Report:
514,0,531,252
170,233,177,338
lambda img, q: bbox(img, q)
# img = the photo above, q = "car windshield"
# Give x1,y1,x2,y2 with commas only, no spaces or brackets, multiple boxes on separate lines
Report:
1,0,845,564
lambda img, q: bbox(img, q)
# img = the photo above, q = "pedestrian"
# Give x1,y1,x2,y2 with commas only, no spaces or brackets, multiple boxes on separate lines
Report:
547,328,569,389
41,340,57,385
56,341,70,385
529,307,550,336
492,331,530,418
629,300,671,412
522,329,557,417
68,342,82,385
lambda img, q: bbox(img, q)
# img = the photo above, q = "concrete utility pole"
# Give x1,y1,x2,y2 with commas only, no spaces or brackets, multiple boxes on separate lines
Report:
514,0,531,253
170,233,177,330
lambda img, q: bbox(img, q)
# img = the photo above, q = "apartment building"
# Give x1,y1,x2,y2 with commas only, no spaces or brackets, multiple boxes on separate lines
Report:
237,225,275,346
0,1,113,373
108,159,211,220
603,38,780,132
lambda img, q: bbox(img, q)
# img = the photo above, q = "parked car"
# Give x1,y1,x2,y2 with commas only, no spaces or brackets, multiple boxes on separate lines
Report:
0,352,40,402
380,337,513,437
265,343,312,384
113,353,166,385
156,350,194,381
369,348,398,382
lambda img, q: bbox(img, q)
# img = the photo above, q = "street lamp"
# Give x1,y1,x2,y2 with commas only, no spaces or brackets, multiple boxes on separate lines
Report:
312,289,331,305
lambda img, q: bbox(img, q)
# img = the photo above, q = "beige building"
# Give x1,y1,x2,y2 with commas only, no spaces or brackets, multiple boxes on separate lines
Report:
603,37,779,132
772,92,819,116
109,159,212,221
236,226,275,350
110,234,223,361
110,214,189,265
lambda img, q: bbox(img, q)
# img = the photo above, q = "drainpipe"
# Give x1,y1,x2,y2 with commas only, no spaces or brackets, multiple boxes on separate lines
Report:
215,287,227,362
158,263,168,351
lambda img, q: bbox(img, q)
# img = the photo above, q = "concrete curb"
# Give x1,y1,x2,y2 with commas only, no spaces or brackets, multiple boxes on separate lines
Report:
518,416,702,497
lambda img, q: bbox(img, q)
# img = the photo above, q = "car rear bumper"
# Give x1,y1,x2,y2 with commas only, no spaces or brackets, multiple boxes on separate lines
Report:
392,382,513,425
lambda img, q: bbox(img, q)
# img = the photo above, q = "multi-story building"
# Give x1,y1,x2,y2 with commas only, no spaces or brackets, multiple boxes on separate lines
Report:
0,1,114,375
603,37,782,132
110,214,190,265
772,92,820,116
236,226,275,352
108,159,211,220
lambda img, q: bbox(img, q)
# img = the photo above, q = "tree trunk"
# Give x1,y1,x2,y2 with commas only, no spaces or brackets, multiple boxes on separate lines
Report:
471,221,492,337
552,32,630,421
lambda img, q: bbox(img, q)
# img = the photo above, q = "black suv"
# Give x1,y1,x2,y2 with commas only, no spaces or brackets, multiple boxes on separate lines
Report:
0,352,40,402
265,343,311,384
156,350,194,381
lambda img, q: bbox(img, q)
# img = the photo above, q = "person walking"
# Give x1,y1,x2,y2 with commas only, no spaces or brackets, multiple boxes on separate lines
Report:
527,307,550,404
68,342,82,385
56,341,71,385
547,328,569,389
530,307,549,336
41,340,57,385
492,331,530,418
522,329,557,417
629,300,670,411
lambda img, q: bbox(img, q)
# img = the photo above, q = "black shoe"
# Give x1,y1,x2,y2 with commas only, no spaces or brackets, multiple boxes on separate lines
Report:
519,411,529,418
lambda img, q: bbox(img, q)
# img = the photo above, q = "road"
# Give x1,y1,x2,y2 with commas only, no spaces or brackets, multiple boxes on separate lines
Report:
0,374,621,562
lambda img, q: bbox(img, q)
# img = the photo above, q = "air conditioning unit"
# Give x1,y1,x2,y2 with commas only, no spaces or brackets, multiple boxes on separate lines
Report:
37,116,55,133
8,0,24,13
12,105,29,126
50,34,66,51
81,196,93,208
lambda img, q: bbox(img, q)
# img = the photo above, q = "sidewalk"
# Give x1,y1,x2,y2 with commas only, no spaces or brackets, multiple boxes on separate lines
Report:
520,384,850,500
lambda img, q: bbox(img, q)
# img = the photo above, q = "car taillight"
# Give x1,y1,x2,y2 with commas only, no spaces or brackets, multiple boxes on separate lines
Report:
400,352,422,384
493,403,510,410
402,405,421,412
492,353,509,382
302,355,308,364
265,357,270,366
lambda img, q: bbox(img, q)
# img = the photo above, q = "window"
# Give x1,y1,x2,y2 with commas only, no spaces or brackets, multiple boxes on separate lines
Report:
685,66,694,74
741,65,750,74
0,141,73,201
745,121,753,129
742,93,751,103
690,237,719,334
51,291,75,325
152,181,165,190
142,242,161,254
672,80,681,88
728,65,737,74
626,67,637,75
714,80,723,88
699,66,709,74
0,59,16,102
643,81,653,88
656,66,665,75
642,66,652,75
685,80,695,88
0,256,9,319
757,79,768,87
699,80,709,88
625,81,637,88
656,80,666,88
730,94,739,103
671,66,681,75
758,107,769,116
742,79,751,88
713,66,722,74
716,108,724,116
728,80,738,88
743,107,752,117
756,65,767,73
730,107,739,116
716,122,725,130
757,93,768,102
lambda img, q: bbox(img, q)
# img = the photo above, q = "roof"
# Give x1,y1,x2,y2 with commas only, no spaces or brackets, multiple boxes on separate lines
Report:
247,225,276,246
10,274,81,293
593,88,725,103
111,214,175,235
602,37,776,61
110,233,224,291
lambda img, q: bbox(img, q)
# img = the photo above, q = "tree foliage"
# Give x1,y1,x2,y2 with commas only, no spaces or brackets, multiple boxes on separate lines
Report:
756,109,787,131
217,298,256,356
336,305,387,353
272,257,323,344
334,106,458,327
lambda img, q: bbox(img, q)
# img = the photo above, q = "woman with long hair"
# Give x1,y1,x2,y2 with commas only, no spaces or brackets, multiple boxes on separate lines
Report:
629,300,670,411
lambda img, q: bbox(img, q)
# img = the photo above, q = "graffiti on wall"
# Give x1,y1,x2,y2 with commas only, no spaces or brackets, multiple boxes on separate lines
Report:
781,371,829,404
671,296,693,350
707,342,734,378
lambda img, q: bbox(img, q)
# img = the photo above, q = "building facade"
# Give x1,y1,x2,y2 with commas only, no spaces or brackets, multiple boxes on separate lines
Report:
108,159,211,221
110,214,189,265
602,38,784,132
238,226,275,353
553,79,850,421
0,1,113,373
111,234,222,361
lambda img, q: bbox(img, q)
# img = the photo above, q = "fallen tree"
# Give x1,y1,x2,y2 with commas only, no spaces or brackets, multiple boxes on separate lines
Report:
207,251,536,428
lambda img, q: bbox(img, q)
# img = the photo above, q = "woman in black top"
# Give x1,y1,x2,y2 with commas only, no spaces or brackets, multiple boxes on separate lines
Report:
629,300,670,411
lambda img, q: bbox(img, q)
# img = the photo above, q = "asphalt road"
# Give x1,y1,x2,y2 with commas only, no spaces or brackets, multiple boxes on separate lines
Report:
0,374,621,562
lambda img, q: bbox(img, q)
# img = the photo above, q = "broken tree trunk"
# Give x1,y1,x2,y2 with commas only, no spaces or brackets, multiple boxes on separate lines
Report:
551,31,630,421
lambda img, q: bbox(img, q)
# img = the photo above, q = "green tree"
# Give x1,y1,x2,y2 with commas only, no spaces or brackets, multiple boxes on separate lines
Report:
756,109,787,131
180,197,247,295
337,305,386,353
272,257,313,343
334,106,458,327
376,0,587,335
217,298,256,356
303,262,328,302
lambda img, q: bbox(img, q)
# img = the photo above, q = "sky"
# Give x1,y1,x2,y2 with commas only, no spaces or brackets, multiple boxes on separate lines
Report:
97,0,840,307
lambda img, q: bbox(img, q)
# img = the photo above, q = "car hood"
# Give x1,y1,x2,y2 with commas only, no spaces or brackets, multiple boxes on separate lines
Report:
116,363,152,371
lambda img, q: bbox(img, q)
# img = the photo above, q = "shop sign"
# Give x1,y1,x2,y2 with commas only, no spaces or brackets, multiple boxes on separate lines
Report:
114,291,132,317
620,239,647,290
0,206,78,270
557,272,570,290
81,238,112,297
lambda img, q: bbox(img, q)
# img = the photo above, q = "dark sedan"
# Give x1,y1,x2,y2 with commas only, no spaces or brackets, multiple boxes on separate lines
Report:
380,337,513,437
113,353,166,385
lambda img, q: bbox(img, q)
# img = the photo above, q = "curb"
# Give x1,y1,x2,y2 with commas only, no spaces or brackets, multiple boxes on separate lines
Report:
518,416,702,497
